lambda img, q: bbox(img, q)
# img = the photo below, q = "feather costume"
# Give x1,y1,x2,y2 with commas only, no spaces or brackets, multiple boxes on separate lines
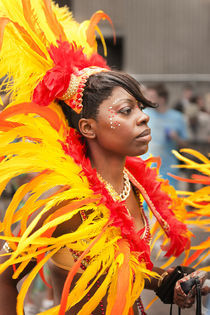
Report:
0,1,208,314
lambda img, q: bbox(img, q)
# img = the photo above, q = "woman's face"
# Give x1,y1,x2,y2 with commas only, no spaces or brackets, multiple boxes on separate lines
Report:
94,86,151,157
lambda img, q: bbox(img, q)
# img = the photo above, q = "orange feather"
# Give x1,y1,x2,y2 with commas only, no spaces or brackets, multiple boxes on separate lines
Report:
58,222,110,315
168,173,210,185
0,17,10,51
145,156,161,171
21,0,48,45
42,0,67,41
128,308,134,315
42,197,100,238
21,0,36,33
86,11,116,47
0,120,23,131
183,249,205,266
12,21,47,59
0,102,64,132
110,239,130,315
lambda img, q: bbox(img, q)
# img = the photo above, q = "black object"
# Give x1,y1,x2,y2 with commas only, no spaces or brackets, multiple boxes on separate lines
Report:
181,277,201,315
155,266,202,315
155,266,194,304
180,277,198,294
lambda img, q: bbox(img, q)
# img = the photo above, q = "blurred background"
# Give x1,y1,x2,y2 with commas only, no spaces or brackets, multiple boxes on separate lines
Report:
70,0,210,102
0,0,209,314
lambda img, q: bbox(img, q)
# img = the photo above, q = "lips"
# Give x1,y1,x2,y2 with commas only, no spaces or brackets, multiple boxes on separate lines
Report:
136,128,151,138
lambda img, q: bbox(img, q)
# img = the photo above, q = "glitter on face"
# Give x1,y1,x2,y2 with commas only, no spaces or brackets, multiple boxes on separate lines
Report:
108,105,120,129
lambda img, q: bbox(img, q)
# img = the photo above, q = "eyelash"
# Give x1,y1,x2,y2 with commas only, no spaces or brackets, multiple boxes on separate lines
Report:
118,107,132,115
118,103,145,115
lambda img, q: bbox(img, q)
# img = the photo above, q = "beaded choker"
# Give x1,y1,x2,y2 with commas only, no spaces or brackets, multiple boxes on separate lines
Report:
97,170,131,201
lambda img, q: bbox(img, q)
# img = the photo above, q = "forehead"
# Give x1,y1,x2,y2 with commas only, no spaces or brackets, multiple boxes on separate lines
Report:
100,86,136,109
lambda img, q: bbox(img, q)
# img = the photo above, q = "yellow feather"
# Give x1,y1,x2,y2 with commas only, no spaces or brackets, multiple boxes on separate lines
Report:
145,297,158,311
77,264,115,315
160,256,177,269
150,229,164,252
179,148,210,164
198,266,210,272
17,247,59,315
193,251,210,268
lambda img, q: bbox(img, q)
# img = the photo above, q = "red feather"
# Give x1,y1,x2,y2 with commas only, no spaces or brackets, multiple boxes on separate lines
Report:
126,156,190,257
33,41,109,107
61,130,153,269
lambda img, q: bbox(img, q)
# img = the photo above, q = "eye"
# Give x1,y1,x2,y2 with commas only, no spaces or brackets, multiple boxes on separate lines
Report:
118,106,132,115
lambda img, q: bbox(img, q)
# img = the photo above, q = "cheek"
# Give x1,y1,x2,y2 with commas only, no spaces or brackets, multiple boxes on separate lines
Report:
108,106,121,129
96,122,128,150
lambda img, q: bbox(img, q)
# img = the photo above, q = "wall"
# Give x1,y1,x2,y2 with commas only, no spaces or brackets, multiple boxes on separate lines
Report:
71,0,210,75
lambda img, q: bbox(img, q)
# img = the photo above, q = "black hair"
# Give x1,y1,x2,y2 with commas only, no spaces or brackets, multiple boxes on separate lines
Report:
59,70,157,131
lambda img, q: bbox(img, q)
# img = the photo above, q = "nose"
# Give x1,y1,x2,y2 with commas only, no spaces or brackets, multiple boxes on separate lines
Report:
136,107,150,125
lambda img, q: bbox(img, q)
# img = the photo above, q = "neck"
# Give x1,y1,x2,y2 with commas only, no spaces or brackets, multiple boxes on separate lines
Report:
87,142,126,193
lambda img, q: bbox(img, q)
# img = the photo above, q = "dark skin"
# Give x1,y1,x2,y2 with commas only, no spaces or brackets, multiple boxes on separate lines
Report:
0,87,207,314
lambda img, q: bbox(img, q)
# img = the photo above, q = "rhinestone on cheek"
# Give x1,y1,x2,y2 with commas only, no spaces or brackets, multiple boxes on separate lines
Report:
107,105,121,129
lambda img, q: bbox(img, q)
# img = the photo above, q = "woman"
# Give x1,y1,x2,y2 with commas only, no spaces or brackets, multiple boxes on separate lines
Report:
0,1,208,314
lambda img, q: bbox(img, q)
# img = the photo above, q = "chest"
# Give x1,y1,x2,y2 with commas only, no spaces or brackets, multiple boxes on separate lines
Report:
125,188,145,232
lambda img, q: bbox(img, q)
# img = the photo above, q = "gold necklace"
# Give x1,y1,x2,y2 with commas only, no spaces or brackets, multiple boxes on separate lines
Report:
97,170,131,202
97,171,151,242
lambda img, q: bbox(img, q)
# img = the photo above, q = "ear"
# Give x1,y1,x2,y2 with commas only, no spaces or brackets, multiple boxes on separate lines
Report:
78,118,96,139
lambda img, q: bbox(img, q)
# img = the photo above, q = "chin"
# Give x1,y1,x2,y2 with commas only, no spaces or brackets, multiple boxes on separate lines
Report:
128,148,148,157
133,145,149,157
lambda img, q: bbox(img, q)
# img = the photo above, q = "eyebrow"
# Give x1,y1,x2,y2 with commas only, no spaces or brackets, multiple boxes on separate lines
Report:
112,98,136,105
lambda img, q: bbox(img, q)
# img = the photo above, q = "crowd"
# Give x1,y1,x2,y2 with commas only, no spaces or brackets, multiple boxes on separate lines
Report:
143,83,210,190
174,84,210,155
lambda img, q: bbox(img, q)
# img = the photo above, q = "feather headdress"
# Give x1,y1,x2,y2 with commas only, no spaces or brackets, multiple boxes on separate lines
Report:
0,0,112,112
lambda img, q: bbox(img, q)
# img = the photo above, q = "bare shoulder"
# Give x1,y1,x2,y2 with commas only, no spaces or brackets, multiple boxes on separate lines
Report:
0,199,81,283
28,198,83,237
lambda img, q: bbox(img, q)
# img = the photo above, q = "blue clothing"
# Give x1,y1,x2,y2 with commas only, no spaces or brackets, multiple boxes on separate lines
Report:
207,295,210,315
142,108,188,188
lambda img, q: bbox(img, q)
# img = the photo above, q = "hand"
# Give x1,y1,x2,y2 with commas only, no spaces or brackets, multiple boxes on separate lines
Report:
173,270,207,309
201,279,210,296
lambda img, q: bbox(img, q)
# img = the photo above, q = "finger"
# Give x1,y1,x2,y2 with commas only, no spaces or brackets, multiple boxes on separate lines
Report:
167,267,175,274
186,297,195,305
201,286,210,295
174,282,187,297
174,297,187,305
174,292,186,300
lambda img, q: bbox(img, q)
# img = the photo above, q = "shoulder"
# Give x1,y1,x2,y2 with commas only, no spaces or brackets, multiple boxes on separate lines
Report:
28,199,82,238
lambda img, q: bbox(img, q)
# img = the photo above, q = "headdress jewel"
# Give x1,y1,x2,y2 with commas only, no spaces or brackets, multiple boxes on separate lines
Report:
32,41,110,113
60,66,108,113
